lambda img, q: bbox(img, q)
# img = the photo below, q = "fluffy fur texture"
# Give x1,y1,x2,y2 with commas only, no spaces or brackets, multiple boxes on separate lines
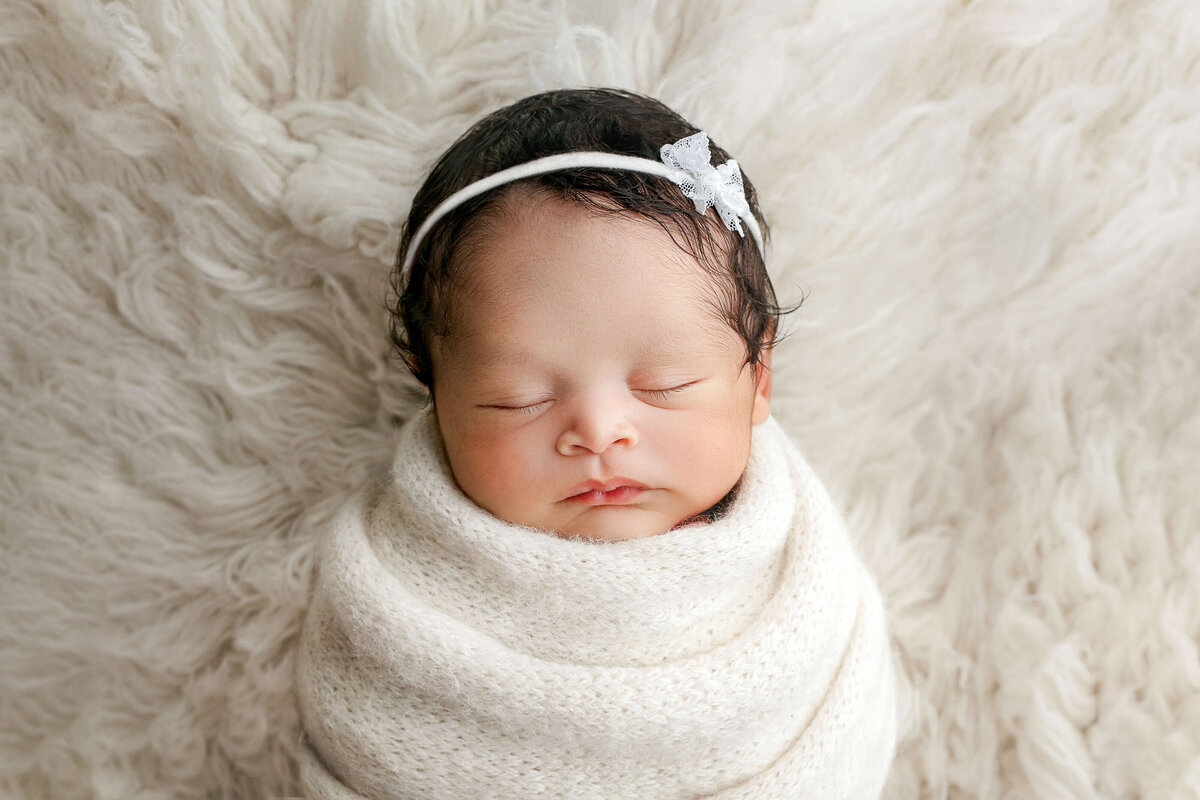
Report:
295,409,896,799
1,1,1198,798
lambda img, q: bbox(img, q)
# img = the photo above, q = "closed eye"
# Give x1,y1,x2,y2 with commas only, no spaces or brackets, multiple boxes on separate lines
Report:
638,380,701,400
482,400,551,415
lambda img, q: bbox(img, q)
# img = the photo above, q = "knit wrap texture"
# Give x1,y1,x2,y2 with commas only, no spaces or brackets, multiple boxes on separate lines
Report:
295,409,897,799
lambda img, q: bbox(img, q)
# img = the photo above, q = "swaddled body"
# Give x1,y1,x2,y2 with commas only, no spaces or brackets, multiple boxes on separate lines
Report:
294,88,897,798
296,405,896,799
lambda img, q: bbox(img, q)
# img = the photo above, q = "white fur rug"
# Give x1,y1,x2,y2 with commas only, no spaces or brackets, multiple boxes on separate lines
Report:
2,1,1198,798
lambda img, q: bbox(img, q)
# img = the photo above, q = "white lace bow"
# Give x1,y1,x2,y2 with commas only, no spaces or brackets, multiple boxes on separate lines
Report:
660,131,751,237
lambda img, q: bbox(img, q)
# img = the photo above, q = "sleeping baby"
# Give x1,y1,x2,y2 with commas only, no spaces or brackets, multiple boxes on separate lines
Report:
295,88,897,799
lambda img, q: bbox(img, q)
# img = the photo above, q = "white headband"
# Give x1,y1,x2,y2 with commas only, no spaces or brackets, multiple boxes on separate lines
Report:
398,131,764,277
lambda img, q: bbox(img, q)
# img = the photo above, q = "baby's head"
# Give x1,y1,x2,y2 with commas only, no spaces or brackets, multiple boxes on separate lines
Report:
389,88,792,541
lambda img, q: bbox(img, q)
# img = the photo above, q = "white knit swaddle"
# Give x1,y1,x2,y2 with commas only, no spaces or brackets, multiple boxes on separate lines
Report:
295,409,897,799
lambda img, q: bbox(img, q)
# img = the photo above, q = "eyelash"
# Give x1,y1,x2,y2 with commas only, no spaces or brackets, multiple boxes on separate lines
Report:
486,400,550,415
486,383,697,414
641,383,692,400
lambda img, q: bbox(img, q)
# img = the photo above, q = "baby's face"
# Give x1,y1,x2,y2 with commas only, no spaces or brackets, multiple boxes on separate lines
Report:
430,191,770,541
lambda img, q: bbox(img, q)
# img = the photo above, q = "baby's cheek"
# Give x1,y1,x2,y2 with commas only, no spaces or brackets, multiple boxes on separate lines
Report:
665,410,738,453
451,432,545,508
667,414,751,483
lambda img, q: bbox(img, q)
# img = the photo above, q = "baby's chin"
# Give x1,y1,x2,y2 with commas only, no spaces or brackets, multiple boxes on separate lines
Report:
537,506,694,542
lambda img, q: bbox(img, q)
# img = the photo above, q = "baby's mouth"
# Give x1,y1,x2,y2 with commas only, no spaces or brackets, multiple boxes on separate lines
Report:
566,486,646,505
564,477,649,505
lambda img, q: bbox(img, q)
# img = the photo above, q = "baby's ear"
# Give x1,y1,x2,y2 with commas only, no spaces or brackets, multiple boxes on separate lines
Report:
751,348,772,424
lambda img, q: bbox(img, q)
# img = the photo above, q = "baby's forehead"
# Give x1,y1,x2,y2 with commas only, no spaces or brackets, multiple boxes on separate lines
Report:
443,308,739,381
437,188,744,355
458,194,732,290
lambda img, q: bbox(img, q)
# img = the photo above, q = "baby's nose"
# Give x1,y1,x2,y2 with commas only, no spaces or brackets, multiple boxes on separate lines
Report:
555,400,639,456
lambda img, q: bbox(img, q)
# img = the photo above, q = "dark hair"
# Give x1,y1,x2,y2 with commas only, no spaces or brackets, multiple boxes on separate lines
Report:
387,87,801,395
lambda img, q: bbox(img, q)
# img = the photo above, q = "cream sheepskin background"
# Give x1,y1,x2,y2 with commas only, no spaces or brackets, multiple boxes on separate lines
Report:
2,0,1198,798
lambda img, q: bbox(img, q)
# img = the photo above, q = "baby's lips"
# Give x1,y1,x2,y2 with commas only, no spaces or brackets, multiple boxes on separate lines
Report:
565,486,647,506
564,476,649,500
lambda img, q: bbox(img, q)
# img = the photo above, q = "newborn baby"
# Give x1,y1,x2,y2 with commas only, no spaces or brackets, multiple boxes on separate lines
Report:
295,87,897,800
424,183,771,542
393,98,781,543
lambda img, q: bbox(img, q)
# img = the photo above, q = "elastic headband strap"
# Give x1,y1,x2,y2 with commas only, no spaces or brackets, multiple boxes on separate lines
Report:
398,149,765,278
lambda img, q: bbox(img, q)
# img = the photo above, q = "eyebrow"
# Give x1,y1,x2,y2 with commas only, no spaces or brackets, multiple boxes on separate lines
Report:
453,346,538,382
472,344,537,368
463,337,724,378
